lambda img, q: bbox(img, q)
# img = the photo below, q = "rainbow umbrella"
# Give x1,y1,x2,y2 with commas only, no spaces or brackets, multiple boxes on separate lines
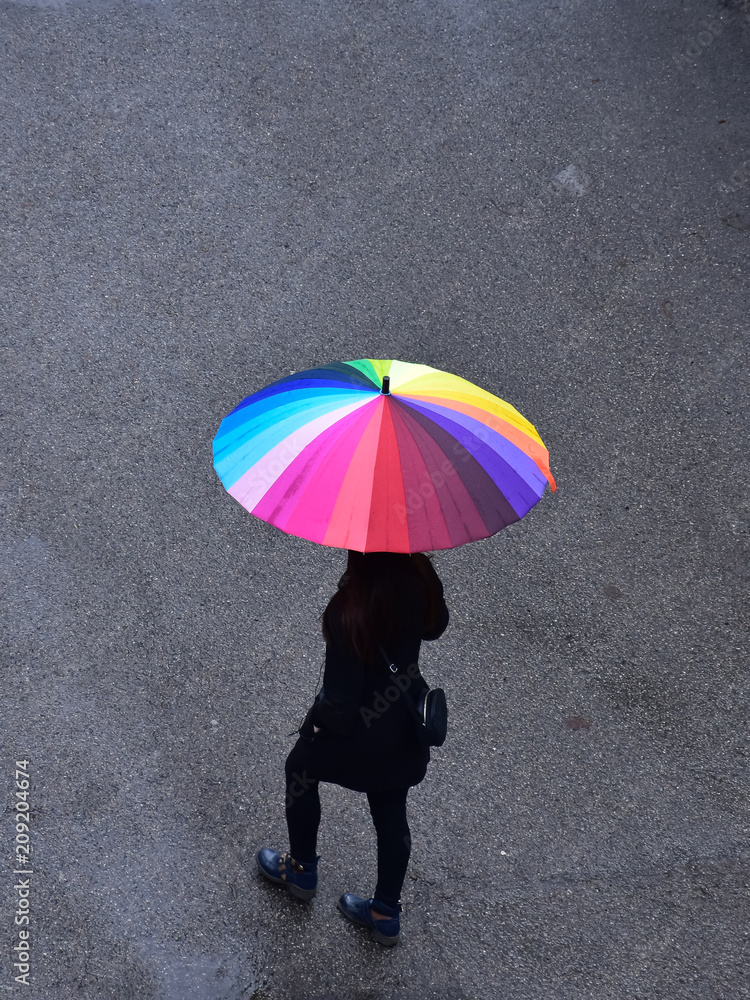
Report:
213,359,556,553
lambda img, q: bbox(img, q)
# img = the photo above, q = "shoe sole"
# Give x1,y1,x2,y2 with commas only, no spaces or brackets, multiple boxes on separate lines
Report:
336,900,400,946
257,861,316,901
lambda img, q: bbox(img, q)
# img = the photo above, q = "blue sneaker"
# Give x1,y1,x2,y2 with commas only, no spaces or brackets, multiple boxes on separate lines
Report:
256,848,318,901
337,893,401,946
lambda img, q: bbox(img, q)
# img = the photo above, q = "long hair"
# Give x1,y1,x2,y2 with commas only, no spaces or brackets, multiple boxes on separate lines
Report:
321,551,441,665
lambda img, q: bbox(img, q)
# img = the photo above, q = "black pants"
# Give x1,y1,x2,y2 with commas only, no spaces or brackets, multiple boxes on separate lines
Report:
285,761,411,910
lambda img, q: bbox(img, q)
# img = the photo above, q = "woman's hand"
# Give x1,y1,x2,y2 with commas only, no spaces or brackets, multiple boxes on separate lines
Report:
313,725,321,734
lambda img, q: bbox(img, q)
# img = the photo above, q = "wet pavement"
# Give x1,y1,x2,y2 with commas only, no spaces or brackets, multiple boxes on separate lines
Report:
1,0,749,997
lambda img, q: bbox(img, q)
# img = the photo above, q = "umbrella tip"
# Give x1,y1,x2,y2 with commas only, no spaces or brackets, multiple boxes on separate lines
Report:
380,376,391,395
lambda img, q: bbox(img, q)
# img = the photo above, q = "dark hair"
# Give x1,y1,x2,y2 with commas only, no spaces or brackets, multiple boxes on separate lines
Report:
321,551,441,665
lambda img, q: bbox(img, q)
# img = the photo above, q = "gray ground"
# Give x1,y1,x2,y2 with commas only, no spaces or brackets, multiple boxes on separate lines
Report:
1,0,749,997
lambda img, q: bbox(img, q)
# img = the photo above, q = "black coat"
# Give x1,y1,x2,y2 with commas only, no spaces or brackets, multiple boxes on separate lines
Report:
288,563,449,793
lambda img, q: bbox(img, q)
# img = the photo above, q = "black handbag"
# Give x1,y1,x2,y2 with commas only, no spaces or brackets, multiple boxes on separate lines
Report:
380,647,448,748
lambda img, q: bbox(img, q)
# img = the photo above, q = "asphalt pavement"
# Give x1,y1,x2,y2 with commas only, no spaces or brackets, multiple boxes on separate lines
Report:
1,0,749,997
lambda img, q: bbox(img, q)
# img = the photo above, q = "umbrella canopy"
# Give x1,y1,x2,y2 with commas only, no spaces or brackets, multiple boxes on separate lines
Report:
213,359,556,553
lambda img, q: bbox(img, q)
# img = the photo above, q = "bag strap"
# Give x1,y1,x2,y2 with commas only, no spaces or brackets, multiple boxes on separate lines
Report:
378,645,425,726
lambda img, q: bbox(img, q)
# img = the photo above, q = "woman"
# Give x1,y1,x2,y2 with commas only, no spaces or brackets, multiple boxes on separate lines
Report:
257,550,449,946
